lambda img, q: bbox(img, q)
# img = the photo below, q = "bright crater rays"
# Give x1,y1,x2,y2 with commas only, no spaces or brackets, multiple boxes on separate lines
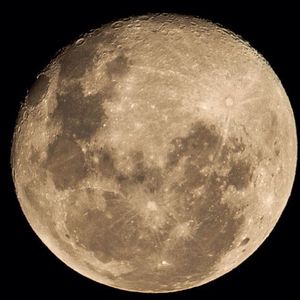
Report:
11,13,296,293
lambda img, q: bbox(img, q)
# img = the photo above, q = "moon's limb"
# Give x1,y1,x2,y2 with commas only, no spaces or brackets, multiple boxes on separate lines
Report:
12,14,297,293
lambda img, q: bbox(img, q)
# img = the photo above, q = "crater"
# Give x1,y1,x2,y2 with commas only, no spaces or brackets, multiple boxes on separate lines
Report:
240,237,250,246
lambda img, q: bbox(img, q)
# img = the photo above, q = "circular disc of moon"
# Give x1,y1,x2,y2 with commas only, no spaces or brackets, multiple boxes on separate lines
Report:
11,14,297,293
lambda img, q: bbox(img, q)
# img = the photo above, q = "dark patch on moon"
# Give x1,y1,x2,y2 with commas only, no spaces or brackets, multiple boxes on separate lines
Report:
128,150,163,193
11,14,295,293
27,74,50,106
240,237,250,246
19,68,257,289
106,53,131,79
227,160,252,190
58,30,123,85
270,111,278,128
264,110,279,144
65,120,256,291
45,135,87,190
99,83,117,102
23,184,43,213
65,196,160,263
102,190,120,201
58,32,115,80
86,147,164,195
69,121,253,291
169,122,251,269
54,83,106,140
167,121,220,169
59,45,95,79
274,140,280,156
98,148,118,178
116,204,243,292
52,117,257,292
151,177,244,287
182,163,206,189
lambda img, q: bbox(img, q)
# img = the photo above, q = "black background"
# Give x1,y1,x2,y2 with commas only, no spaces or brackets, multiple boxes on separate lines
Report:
3,1,299,298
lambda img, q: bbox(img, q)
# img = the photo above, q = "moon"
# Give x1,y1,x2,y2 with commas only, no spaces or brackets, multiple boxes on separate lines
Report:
11,14,297,293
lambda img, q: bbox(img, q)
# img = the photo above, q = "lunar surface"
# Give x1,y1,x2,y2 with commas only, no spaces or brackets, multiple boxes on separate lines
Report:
12,14,297,292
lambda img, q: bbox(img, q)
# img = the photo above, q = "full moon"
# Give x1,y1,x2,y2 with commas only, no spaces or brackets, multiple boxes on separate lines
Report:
12,14,297,293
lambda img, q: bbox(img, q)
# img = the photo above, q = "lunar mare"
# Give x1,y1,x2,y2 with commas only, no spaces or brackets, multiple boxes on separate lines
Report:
12,14,297,293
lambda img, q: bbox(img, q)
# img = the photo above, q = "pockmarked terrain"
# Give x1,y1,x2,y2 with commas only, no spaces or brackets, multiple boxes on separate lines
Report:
12,14,297,292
